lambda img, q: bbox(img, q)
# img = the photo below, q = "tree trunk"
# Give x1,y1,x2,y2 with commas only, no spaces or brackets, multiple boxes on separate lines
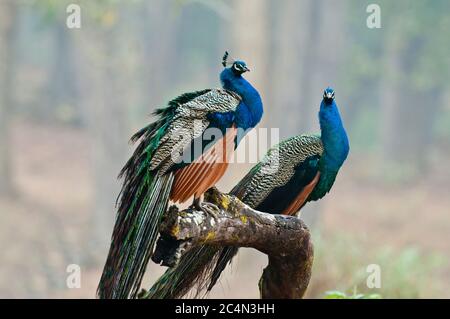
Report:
138,0,177,113
297,0,346,133
47,22,82,125
270,0,304,137
74,15,129,265
148,187,314,299
380,31,440,172
0,0,17,196
231,0,270,125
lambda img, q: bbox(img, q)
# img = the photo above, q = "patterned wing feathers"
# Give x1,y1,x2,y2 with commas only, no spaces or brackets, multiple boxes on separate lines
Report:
237,134,324,208
170,126,237,203
150,89,241,174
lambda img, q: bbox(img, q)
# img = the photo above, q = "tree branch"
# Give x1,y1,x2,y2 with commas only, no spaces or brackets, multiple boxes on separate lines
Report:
151,187,314,299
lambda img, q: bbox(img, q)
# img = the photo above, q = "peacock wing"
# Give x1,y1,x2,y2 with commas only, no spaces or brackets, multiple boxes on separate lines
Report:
149,88,241,174
233,134,324,211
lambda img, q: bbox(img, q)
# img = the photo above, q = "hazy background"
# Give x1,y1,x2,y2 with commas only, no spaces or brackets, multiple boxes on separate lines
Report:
0,0,449,298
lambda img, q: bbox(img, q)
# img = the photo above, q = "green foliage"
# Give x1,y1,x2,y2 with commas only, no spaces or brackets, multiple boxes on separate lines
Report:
362,0,450,90
309,232,448,298
32,0,142,26
344,0,450,94
340,0,450,159
325,288,381,299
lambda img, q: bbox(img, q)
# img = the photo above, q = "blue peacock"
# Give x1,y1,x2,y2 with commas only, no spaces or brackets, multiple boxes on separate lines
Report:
97,52,263,299
146,87,349,298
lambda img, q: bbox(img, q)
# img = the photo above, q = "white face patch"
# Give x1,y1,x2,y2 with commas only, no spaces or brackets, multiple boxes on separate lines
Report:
324,91,335,99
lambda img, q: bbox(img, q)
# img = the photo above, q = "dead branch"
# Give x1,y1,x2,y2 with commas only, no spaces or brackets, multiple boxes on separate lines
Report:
151,187,314,299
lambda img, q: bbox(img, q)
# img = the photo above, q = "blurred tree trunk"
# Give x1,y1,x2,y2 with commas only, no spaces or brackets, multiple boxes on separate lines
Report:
138,0,177,113
0,0,18,196
47,22,82,125
271,0,346,135
296,0,323,132
231,0,270,125
380,32,440,171
270,0,304,137
91,31,127,264
74,11,129,264
297,0,346,133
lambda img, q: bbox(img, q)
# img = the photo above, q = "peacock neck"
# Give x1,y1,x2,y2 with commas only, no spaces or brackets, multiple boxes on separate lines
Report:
220,69,263,128
318,100,349,172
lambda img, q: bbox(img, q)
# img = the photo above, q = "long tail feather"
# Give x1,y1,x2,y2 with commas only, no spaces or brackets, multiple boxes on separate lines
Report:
207,246,239,291
97,173,174,299
145,246,221,299
97,89,229,299
97,114,174,299
146,164,262,298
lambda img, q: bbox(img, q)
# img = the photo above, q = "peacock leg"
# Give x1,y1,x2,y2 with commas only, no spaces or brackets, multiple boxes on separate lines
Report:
190,196,220,220
191,196,202,211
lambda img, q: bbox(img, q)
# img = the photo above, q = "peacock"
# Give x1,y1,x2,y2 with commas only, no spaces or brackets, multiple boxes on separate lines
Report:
146,87,349,299
97,52,263,299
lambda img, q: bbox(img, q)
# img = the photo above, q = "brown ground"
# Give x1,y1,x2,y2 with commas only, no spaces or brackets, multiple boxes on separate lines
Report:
1,120,449,298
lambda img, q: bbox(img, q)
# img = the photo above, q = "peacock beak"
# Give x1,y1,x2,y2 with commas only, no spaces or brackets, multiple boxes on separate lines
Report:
243,66,250,72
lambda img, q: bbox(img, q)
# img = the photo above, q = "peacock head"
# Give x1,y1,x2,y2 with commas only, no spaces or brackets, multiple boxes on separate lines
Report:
323,87,335,104
222,51,250,76
231,61,250,75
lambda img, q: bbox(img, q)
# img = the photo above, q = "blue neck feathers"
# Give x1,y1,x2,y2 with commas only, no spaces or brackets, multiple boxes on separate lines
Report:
220,68,263,130
319,99,349,171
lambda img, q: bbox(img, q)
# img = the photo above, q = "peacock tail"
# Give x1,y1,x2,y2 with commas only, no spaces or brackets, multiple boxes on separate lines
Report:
97,89,224,299
143,246,221,299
